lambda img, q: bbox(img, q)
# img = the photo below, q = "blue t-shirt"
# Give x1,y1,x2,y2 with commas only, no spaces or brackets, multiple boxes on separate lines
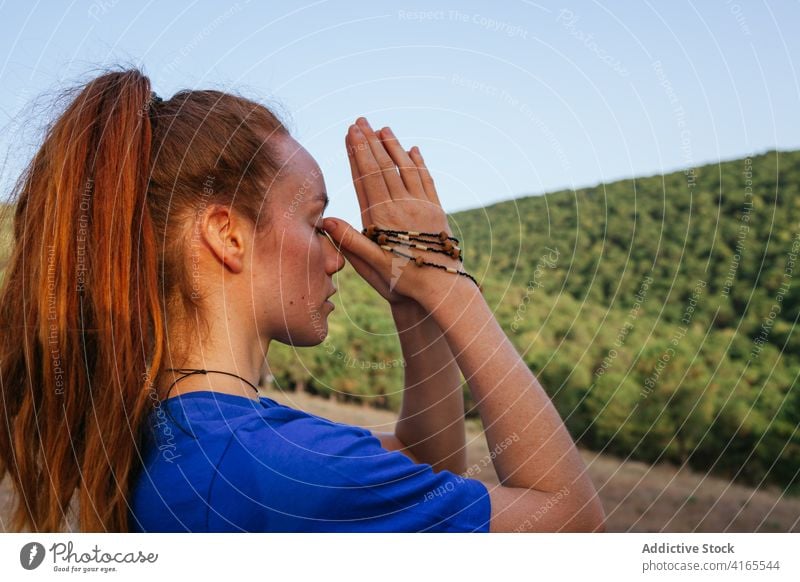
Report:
129,391,491,532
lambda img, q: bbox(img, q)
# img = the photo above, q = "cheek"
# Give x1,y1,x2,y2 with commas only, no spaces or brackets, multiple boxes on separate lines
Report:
258,228,324,294
290,234,326,272
265,228,310,266
279,234,321,290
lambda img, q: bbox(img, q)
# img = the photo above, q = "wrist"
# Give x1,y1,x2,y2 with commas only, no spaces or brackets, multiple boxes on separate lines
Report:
416,270,482,315
391,298,427,332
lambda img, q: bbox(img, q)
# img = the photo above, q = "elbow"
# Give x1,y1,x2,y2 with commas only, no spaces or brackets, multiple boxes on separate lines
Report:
558,484,606,532
575,493,606,532
568,477,606,532
590,512,607,533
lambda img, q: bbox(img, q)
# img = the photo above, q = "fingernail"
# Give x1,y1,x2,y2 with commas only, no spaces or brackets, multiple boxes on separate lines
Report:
385,127,394,136
323,218,338,232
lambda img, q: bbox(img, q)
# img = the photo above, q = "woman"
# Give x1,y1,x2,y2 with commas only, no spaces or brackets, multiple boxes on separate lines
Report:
0,68,605,533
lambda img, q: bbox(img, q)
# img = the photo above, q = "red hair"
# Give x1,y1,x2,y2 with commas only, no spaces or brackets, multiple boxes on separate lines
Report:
0,67,289,531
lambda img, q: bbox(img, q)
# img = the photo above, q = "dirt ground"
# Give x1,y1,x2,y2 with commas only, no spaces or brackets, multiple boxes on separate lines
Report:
2,387,797,532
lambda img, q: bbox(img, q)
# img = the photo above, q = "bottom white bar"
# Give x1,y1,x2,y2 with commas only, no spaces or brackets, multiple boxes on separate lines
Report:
1,533,796,581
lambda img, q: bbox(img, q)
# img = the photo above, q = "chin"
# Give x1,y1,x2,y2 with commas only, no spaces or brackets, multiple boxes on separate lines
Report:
278,331,327,348
274,309,330,347
294,321,329,347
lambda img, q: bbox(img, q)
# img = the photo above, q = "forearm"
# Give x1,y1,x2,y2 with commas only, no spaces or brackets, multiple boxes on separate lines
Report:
418,278,596,500
391,301,467,474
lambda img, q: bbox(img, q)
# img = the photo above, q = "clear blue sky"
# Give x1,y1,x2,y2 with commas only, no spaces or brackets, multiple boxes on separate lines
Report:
1,0,798,226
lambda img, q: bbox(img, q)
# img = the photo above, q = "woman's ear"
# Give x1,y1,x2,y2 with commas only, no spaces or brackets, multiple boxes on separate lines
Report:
198,204,247,273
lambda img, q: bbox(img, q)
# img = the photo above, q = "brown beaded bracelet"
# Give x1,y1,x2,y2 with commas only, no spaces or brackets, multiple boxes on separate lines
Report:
363,224,459,244
362,224,481,292
363,226,462,259
364,225,462,259
373,232,463,261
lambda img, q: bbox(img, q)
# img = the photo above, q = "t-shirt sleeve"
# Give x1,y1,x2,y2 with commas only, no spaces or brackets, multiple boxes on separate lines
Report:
208,412,492,532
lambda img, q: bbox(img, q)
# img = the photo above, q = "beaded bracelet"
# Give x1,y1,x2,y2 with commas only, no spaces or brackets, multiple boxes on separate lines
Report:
364,224,459,243
362,225,462,257
372,233,463,261
362,224,481,292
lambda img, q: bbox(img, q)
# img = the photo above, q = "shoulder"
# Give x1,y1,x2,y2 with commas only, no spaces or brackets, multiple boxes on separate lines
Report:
226,402,384,468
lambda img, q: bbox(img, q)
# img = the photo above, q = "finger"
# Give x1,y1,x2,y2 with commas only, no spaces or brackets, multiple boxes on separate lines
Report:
379,126,425,199
322,216,388,267
408,146,442,207
348,123,393,210
356,117,411,200
346,131,371,227
338,245,390,301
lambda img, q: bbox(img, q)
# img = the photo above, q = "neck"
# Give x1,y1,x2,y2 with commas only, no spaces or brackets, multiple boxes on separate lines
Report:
153,291,273,401
155,333,269,402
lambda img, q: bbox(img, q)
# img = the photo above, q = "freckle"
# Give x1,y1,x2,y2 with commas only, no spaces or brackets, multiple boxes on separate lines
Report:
289,300,294,305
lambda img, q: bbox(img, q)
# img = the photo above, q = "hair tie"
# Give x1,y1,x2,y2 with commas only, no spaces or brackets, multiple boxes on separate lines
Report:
145,91,163,118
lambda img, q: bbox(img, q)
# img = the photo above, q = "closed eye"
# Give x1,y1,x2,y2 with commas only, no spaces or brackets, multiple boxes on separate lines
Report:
316,226,333,243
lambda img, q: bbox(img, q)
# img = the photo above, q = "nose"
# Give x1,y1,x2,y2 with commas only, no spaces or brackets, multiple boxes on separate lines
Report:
323,230,346,275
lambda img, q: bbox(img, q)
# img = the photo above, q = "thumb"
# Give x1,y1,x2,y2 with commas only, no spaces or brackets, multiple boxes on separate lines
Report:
337,245,391,301
323,217,386,264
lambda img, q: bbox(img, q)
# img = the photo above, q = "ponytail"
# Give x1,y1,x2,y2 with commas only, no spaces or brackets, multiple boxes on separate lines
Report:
0,69,165,531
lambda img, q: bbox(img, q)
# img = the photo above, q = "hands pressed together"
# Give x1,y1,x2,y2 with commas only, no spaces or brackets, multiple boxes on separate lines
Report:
321,119,606,533
322,117,464,307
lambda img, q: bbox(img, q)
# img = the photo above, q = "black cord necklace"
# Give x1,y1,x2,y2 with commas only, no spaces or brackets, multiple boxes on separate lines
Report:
164,368,260,398
159,368,261,440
